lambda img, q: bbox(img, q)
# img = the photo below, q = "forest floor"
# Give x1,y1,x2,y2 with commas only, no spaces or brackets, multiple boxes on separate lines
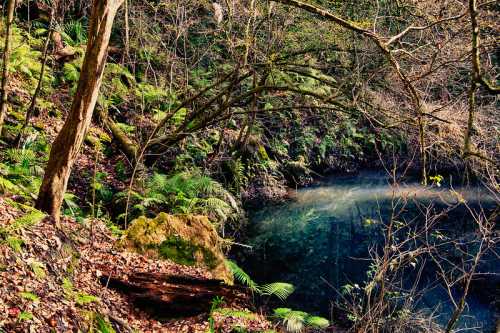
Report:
0,197,274,332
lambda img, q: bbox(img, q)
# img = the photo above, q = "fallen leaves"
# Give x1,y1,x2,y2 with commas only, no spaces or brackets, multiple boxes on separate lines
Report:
0,197,274,332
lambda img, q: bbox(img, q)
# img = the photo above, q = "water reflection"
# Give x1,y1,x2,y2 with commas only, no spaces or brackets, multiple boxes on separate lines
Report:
239,171,498,332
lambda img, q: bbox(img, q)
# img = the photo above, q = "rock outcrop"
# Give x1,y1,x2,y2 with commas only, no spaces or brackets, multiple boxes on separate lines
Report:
122,213,234,284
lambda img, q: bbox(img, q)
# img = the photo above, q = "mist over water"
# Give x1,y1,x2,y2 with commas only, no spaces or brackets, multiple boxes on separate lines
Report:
239,171,499,332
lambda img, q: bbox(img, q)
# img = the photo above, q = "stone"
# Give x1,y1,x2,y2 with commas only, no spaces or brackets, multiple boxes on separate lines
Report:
122,213,233,284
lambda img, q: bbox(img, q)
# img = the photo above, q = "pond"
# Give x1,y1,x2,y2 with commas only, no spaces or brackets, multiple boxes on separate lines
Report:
237,171,499,332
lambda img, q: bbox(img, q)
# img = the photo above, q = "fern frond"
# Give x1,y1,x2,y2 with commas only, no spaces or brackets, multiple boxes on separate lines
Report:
8,210,46,232
204,197,231,211
214,308,257,320
0,176,20,194
259,282,295,301
63,62,80,82
273,308,329,332
225,260,259,291
274,308,307,333
305,316,329,329
142,196,166,207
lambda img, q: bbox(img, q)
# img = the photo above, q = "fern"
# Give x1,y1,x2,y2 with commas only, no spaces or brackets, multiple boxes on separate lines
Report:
5,148,36,166
274,308,308,333
63,62,81,83
228,158,247,191
17,311,33,322
259,283,295,301
5,236,24,252
30,261,46,279
135,83,171,110
62,278,74,297
226,260,295,302
62,20,88,46
0,176,20,194
8,210,46,231
305,316,330,329
144,169,239,220
202,197,231,219
226,260,259,291
19,291,39,302
0,26,53,85
95,315,116,333
75,293,99,305
63,193,81,217
214,308,258,320
1,141,47,199
274,308,329,332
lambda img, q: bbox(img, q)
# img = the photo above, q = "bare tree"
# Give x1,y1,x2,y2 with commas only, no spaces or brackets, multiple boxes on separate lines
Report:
36,0,124,222
463,0,499,161
17,5,57,146
0,0,17,134
269,0,474,184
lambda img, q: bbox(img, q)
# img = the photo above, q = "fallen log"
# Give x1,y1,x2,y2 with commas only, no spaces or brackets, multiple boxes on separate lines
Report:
96,106,139,162
100,272,249,318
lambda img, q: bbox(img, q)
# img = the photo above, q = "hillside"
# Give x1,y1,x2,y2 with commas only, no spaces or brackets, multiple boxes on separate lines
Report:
0,0,498,332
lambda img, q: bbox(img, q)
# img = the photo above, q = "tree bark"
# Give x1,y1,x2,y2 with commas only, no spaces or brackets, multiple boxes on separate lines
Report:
17,7,56,146
0,0,17,135
96,106,138,162
100,271,249,317
36,0,124,222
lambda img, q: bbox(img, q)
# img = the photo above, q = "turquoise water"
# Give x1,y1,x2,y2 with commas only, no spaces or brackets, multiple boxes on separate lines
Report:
239,171,499,332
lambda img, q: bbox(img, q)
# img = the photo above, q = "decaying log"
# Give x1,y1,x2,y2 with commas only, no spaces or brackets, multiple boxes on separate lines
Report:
100,272,249,317
96,107,139,162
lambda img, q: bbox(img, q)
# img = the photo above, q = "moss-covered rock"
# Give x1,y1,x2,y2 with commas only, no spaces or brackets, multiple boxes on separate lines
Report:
122,213,233,284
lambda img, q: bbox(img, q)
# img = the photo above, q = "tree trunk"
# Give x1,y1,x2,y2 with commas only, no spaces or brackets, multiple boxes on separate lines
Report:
463,0,480,157
96,106,138,162
16,7,55,146
0,0,17,135
36,0,124,222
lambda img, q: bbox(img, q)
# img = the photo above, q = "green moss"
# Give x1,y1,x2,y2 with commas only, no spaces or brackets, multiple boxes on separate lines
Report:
124,213,234,284
5,236,24,252
215,308,258,320
158,236,197,266
200,246,218,269
157,236,218,268
75,293,99,305
10,210,46,231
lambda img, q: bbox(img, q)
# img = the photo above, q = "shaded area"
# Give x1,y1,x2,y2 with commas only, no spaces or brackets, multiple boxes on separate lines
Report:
238,171,499,331
100,272,249,319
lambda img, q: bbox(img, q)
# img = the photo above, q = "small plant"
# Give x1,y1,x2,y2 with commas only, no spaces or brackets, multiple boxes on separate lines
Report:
116,169,239,224
17,311,33,322
63,193,82,218
29,261,46,279
75,293,100,306
62,20,88,46
226,260,295,301
95,314,116,333
214,308,258,320
62,277,74,297
19,291,39,302
273,308,329,333
429,174,444,187
62,277,99,306
208,296,226,333
5,236,24,252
